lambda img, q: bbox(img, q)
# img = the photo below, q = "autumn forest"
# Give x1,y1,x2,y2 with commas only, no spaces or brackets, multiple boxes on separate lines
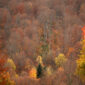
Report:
0,0,85,85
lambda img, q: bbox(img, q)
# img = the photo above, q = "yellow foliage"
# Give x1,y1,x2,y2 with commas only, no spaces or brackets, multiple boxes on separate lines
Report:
6,58,16,70
55,53,67,67
76,58,85,82
15,74,19,79
29,67,37,79
76,39,85,82
46,66,53,76
36,56,44,66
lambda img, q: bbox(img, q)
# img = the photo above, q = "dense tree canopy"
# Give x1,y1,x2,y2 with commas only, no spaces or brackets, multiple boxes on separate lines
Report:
0,0,85,85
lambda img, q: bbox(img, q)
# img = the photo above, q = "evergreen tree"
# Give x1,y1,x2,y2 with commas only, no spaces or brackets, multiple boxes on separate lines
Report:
37,63,42,78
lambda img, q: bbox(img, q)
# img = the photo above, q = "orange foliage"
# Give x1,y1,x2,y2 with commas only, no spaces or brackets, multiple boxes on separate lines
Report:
82,26,85,39
0,55,8,85
29,68,37,79
58,67,64,72
66,47,75,56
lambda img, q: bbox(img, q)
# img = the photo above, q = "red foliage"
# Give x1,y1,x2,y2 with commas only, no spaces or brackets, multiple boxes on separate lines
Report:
82,26,85,35
0,55,7,73
82,26,85,39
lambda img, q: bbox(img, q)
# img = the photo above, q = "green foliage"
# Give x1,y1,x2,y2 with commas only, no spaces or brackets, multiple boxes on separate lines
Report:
55,53,67,67
76,40,85,82
37,64,43,78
